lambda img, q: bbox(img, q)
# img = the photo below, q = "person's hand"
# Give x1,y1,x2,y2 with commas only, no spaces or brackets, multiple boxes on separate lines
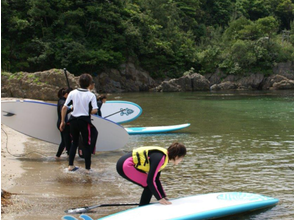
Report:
59,122,65,132
159,198,172,205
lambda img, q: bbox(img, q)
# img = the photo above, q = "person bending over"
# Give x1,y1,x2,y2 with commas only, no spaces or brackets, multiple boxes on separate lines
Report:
116,142,186,206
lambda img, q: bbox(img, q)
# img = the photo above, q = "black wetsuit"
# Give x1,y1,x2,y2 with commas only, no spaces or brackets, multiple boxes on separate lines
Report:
56,97,71,157
97,100,103,117
116,150,167,206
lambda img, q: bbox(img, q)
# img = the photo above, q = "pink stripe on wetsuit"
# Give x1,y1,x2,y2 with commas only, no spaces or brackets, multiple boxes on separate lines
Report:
122,152,166,200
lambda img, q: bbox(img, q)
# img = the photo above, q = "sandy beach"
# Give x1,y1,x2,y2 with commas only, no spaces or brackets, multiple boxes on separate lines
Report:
1,124,31,217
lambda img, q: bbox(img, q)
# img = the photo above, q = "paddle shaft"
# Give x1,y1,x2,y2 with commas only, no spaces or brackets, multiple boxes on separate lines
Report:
65,203,139,214
104,108,126,119
63,68,70,88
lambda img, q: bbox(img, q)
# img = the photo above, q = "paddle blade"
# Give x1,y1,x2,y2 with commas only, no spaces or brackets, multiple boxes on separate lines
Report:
64,207,90,214
2,111,15,117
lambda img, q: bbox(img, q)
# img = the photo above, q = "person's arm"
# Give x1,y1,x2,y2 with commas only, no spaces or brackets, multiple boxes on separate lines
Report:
91,108,98,114
59,105,68,131
90,94,98,115
59,93,72,131
147,152,171,205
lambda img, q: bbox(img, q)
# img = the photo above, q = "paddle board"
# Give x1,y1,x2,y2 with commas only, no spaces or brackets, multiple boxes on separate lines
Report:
125,123,190,135
99,192,279,220
101,101,142,124
1,99,129,151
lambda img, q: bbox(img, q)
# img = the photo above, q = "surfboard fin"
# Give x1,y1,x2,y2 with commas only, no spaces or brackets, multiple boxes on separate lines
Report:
2,111,15,117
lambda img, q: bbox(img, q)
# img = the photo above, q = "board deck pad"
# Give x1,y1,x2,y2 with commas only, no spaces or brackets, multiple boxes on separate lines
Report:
102,101,142,124
1,99,129,151
99,192,279,220
125,123,190,134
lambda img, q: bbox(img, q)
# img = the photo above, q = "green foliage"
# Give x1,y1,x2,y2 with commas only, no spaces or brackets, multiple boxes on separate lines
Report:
219,15,292,75
1,0,294,78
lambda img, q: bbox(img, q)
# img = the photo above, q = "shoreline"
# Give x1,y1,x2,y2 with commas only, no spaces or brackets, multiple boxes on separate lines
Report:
1,124,27,192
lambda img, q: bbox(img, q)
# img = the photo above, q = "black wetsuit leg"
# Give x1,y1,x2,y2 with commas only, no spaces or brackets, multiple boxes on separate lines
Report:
90,125,98,154
68,119,79,166
56,130,66,157
140,187,153,206
64,124,71,155
78,119,92,170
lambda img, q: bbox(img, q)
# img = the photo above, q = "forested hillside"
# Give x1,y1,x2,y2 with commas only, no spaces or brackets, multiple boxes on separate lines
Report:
2,0,294,78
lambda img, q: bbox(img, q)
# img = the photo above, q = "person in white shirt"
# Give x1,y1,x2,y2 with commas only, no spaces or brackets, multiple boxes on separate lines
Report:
60,73,98,173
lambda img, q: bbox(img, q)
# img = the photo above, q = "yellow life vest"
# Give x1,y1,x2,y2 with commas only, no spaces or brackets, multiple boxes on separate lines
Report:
132,146,169,172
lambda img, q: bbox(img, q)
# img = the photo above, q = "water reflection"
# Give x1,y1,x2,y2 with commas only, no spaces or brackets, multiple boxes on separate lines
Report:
4,90,294,220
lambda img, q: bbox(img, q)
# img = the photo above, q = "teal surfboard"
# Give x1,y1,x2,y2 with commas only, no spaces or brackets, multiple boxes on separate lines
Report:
100,192,279,220
125,123,190,135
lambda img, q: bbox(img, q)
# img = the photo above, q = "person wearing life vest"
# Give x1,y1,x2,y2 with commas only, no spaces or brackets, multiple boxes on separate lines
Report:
116,142,186,206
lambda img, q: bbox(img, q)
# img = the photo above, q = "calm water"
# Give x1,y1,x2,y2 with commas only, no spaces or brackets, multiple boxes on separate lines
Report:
3,90,294,220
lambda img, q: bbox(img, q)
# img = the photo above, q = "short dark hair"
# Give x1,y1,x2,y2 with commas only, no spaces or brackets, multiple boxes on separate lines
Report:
168,142,186,160
79,73,93,89
98,94,107,101
57,87,73,98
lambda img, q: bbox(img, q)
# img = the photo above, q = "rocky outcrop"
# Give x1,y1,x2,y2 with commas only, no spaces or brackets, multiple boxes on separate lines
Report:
1,69,79,101
209,73,265,91
1,62,294,100
94,62,156,93
153,62,294,92
1,62,157,100
154,73,210,92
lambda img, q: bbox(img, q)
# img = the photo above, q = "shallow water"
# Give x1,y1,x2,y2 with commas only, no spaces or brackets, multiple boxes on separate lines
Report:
2,90,294,219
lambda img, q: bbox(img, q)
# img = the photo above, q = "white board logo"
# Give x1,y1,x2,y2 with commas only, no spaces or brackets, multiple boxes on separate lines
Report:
217,192,274,201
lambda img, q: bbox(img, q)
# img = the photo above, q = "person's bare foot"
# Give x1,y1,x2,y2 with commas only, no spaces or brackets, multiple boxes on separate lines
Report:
85,169,93,174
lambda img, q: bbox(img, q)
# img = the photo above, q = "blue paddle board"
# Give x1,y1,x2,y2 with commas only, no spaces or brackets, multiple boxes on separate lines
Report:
99,192,279,220
125,123,190,135
1,99,129,151
102,101,142,124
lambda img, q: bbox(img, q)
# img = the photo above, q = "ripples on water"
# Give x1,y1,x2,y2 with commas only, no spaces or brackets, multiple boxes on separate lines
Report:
122,91,294,219
6,91,293,220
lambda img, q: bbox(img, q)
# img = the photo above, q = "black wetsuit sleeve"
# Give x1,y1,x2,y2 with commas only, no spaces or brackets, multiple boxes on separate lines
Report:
155,172,166,198
147,151,167,200
97,100,103,117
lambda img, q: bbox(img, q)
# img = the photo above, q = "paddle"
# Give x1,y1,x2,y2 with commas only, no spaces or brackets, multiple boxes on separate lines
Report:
104,109,126,119
64,203,139,214
2,111,15,117
63,68,70,88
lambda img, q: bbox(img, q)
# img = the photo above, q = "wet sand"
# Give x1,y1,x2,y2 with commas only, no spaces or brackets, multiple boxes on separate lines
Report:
1,124,141,220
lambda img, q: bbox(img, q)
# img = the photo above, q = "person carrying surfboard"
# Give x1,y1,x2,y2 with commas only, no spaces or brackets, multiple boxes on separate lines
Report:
56,87,72,159
116,142,186,206
78,80,99,158
97,94,107,117
60,73,98,173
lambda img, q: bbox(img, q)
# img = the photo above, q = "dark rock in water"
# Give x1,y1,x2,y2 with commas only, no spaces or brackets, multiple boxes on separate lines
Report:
1,62,294,100
154,73,210,92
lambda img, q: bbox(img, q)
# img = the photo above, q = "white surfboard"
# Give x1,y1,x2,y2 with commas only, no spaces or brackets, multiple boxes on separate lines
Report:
99,192,279,220
1,99,129,151
102,101,142,124
125,123,190,135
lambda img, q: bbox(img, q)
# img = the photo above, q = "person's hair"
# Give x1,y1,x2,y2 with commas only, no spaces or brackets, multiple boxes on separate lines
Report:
57,88,72,99
98,94,107,101
167,142,186,160
79,73,93,89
